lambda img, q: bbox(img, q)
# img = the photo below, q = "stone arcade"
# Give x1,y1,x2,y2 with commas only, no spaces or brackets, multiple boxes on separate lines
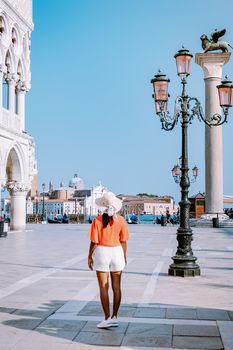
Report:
0,0,36,230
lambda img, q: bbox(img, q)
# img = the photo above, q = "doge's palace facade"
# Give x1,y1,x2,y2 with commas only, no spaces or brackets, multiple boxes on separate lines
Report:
0,0,36,230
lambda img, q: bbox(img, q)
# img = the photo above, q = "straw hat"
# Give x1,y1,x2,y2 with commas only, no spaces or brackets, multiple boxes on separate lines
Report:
95,192,122,213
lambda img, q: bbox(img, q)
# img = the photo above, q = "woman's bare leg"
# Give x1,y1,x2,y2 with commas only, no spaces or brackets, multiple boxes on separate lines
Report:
110,271,122,317
96,271,110,320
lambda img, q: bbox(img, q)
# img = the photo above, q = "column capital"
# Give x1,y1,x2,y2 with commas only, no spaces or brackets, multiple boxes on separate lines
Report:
195,52,231,79
6,181,30,195
4,72,16,84
16,80,27,93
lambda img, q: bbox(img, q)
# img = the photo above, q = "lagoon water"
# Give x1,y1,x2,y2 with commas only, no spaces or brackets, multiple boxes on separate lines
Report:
127,214,178,224
88,214,178,225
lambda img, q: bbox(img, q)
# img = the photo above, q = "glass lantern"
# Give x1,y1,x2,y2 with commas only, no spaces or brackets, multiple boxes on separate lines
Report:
174,48,193,78
151,71,170,112
217,76,233,107
192,166,199,178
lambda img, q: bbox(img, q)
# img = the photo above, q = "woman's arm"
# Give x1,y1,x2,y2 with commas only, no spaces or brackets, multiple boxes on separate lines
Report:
88,241,98,270
120,241,127,264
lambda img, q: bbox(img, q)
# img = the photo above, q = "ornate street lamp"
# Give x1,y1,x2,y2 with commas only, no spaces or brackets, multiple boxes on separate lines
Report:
42,182,46,222
217,76,233,108
151,48,233,277
192,165,199,179
172,162,199,184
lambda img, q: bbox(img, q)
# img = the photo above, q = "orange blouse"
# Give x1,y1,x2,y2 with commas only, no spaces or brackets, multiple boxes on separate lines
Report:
89,215,129,246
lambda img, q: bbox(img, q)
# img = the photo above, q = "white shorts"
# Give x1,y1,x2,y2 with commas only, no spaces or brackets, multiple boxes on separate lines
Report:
93,245,125,272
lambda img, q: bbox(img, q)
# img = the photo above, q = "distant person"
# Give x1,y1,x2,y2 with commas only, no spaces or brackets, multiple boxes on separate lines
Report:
161,213,167,226
63,213,68,223
166,210,171,223
88,192,129,329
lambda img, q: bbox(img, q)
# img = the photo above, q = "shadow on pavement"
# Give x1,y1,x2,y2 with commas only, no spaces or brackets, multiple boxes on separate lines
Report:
1,299,232,348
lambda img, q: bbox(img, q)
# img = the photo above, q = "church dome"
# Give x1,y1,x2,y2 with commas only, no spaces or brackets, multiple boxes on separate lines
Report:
94,181,106,191
69,174,85,190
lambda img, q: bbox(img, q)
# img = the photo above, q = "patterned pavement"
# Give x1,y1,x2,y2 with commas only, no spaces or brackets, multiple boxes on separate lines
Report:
0,223,233,349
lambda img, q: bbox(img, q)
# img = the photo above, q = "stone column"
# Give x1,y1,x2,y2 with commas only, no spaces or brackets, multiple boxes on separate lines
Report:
0,183,2,218
16,81,26,131
196,53,230,217
0,65,3,114
6,73,16,115
7,182,28,231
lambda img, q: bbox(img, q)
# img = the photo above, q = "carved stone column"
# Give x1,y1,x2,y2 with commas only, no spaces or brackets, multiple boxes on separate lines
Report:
7,182,29,231
16,81,26,131
0,180,6,219
196,53,230,217
5,73,16,115
0,64,3,115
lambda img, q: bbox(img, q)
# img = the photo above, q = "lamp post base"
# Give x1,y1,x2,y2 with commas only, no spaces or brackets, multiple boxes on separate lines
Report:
169,266,200,277
168,256,200,277
0,232,7,238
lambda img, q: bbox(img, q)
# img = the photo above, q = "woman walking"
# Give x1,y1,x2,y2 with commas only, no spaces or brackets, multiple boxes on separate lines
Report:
88,192,129,329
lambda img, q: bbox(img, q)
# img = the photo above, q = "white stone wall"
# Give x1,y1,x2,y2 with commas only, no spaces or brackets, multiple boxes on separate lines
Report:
63,201,80,214
144,199,174,215
0,1,33,92
0,0,35,230
84,183,108,215
0,0,35,186
4,0,33,26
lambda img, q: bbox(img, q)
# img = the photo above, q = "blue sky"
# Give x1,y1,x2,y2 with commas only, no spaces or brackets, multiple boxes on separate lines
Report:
27,0,233,201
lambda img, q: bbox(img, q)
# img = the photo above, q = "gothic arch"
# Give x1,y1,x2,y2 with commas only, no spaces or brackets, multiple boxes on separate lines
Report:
5,143,27,183
17,59,25,81
0,12,10,65
0,11,10,37
5,49,13,73
6,149,22,183
11,24,21,55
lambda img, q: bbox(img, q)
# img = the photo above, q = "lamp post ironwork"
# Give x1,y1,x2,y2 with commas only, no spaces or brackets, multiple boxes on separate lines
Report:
172,161,199,184
42,183,46,222
151,48,233,277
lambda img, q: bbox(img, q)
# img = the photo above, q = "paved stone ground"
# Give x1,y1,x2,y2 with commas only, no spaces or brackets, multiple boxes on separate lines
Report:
0,223,233,349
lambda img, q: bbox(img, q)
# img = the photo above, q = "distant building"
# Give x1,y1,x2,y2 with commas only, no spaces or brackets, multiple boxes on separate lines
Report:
69,174,85,190
120,195,176,215
34,199,81,216
28,172,38,198
32,177,108,217
189,192,233,218
49,174,85,200
84,182,108,216
189,192,205,218
26,197,33,214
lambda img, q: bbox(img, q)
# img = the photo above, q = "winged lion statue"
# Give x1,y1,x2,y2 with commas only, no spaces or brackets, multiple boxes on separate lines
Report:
200,29,233,53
